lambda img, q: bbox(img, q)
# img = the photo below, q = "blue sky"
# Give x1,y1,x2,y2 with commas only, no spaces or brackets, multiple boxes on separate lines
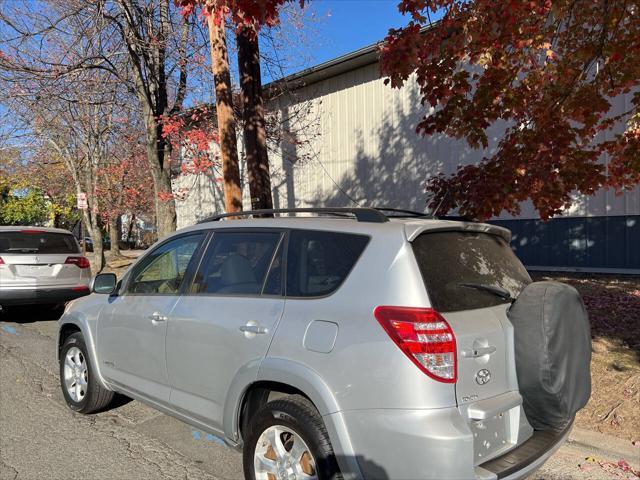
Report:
0,1,415,147
258,1,413,83
307,0,410,65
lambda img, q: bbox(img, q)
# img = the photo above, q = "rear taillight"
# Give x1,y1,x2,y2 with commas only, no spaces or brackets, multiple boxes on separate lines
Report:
374,306,457,383
65,256,90,269
0,256,4,265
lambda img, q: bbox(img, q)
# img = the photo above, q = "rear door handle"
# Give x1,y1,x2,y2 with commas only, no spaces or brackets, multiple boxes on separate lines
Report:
461,346,496,358
239,325,268,334
149,312,167,324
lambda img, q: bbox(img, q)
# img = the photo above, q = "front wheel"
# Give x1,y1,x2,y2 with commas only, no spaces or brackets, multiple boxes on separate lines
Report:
59,332,114,413
243,396,341,480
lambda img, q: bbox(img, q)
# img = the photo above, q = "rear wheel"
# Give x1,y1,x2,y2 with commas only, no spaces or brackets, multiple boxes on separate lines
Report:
59,332,113,413
243,396,341,480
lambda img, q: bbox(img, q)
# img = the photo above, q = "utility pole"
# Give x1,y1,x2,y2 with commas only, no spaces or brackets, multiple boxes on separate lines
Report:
207,12,243,214
236,23,273,212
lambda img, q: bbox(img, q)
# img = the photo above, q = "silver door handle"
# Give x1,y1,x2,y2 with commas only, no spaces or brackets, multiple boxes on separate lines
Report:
239,325,268,334
461,346,496,358
149,312,167,323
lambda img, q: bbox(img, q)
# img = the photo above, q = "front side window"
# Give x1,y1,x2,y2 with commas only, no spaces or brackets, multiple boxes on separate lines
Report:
193,231,282,295
127,234,204,295
286,230,369,297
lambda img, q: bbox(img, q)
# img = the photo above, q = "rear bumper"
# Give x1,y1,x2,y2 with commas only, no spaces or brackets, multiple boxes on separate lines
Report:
0,286,91,306
479,421,573,479
326,408,571,480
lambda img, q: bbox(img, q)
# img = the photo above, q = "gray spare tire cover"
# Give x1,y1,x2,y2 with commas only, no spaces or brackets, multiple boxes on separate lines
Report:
508,281,591,431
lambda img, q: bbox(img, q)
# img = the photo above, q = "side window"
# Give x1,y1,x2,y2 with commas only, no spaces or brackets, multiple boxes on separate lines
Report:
193,231,282,295
128,234,204,295
286,230,369,297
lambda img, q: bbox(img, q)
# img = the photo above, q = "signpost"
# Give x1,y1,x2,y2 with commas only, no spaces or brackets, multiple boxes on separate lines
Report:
77,193,87,254
77,192,87,210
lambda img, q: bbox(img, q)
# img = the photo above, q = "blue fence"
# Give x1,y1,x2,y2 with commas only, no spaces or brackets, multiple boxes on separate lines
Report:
490,215,640,273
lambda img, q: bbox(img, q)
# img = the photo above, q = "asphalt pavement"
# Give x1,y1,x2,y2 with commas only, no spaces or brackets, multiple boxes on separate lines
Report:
1,306,638,480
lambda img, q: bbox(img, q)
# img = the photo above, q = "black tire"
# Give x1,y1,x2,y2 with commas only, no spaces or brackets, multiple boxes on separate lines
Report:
243,395,341,480
59,332,114,413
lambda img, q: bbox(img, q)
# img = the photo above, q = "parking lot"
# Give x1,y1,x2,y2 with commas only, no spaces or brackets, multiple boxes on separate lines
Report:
1,307,638,480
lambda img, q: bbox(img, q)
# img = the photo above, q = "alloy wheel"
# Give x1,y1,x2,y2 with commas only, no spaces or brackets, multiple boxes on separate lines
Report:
254,425,317,480
63,346,88,402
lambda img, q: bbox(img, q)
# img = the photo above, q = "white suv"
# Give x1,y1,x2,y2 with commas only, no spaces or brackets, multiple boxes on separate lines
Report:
0,226,91,310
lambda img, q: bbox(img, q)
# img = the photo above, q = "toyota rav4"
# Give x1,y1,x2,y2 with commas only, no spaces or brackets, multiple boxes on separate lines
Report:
57,208,591,480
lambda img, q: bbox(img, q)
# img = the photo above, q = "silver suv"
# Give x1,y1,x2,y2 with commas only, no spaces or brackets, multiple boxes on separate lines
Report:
57,208,585,480
0,226,91,310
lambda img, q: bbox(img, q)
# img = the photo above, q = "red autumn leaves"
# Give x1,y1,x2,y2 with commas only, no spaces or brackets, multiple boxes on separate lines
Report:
380,0,640,220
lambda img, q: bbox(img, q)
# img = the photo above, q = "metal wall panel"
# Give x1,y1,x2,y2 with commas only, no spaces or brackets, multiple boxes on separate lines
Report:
491,216,640,272
266,62,639,220
173,172,226,230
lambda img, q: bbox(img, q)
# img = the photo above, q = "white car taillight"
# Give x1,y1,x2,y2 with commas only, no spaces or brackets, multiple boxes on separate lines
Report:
374,306,457,383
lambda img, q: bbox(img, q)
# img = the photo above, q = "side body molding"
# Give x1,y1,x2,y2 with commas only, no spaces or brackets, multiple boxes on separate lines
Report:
258,357,341,415
223,357,342,441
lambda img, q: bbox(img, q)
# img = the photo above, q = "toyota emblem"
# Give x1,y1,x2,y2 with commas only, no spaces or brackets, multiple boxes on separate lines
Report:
475,369,491,385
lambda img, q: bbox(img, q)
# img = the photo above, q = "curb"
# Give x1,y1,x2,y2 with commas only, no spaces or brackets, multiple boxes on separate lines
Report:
568,427,639,466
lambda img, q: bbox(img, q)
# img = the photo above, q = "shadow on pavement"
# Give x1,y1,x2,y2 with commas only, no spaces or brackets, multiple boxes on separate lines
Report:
0,304,65,323
109,393,134,410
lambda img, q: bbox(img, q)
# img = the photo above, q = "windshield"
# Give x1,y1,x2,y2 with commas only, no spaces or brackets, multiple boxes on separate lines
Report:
412,231,531,312
0,231,80,254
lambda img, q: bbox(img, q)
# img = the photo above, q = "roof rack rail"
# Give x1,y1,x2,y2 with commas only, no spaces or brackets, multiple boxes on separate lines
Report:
197,207,389,224
373,207,434,218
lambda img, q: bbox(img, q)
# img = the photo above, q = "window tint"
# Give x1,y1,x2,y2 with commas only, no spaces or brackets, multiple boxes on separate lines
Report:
286,230,369,297
193,232,282,295
128,234,203,295
0,231,79,254
412,231,531,312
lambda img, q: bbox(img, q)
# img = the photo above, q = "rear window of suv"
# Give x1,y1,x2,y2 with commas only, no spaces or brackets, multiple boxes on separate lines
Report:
0,231,80,254
412,231,531,312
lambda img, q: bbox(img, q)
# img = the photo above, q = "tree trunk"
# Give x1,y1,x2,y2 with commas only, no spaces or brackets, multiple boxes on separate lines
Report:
236,25,273,212
126,214,136,246
53,212,63,228
82,209,105,273
208,14,243,214
108,216,121,257
145,117,177,238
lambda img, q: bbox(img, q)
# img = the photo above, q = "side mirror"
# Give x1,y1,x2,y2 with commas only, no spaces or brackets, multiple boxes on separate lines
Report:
92,273,117,295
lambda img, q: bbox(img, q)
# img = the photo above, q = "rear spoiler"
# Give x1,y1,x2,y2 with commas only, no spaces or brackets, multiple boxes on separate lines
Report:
404,221,512,243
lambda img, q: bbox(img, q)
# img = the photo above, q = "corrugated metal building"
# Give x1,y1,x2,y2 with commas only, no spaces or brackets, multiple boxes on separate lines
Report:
174,42,639,273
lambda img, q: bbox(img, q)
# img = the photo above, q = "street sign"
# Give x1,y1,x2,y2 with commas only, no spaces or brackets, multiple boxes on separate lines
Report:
77,192,87,210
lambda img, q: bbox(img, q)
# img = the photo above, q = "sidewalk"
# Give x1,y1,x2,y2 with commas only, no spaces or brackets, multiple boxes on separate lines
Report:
568,427,639,466
86,249,145,276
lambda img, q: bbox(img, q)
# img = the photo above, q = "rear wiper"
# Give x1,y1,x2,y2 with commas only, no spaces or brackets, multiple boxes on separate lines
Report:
7,248,38,253
458,282,514,302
